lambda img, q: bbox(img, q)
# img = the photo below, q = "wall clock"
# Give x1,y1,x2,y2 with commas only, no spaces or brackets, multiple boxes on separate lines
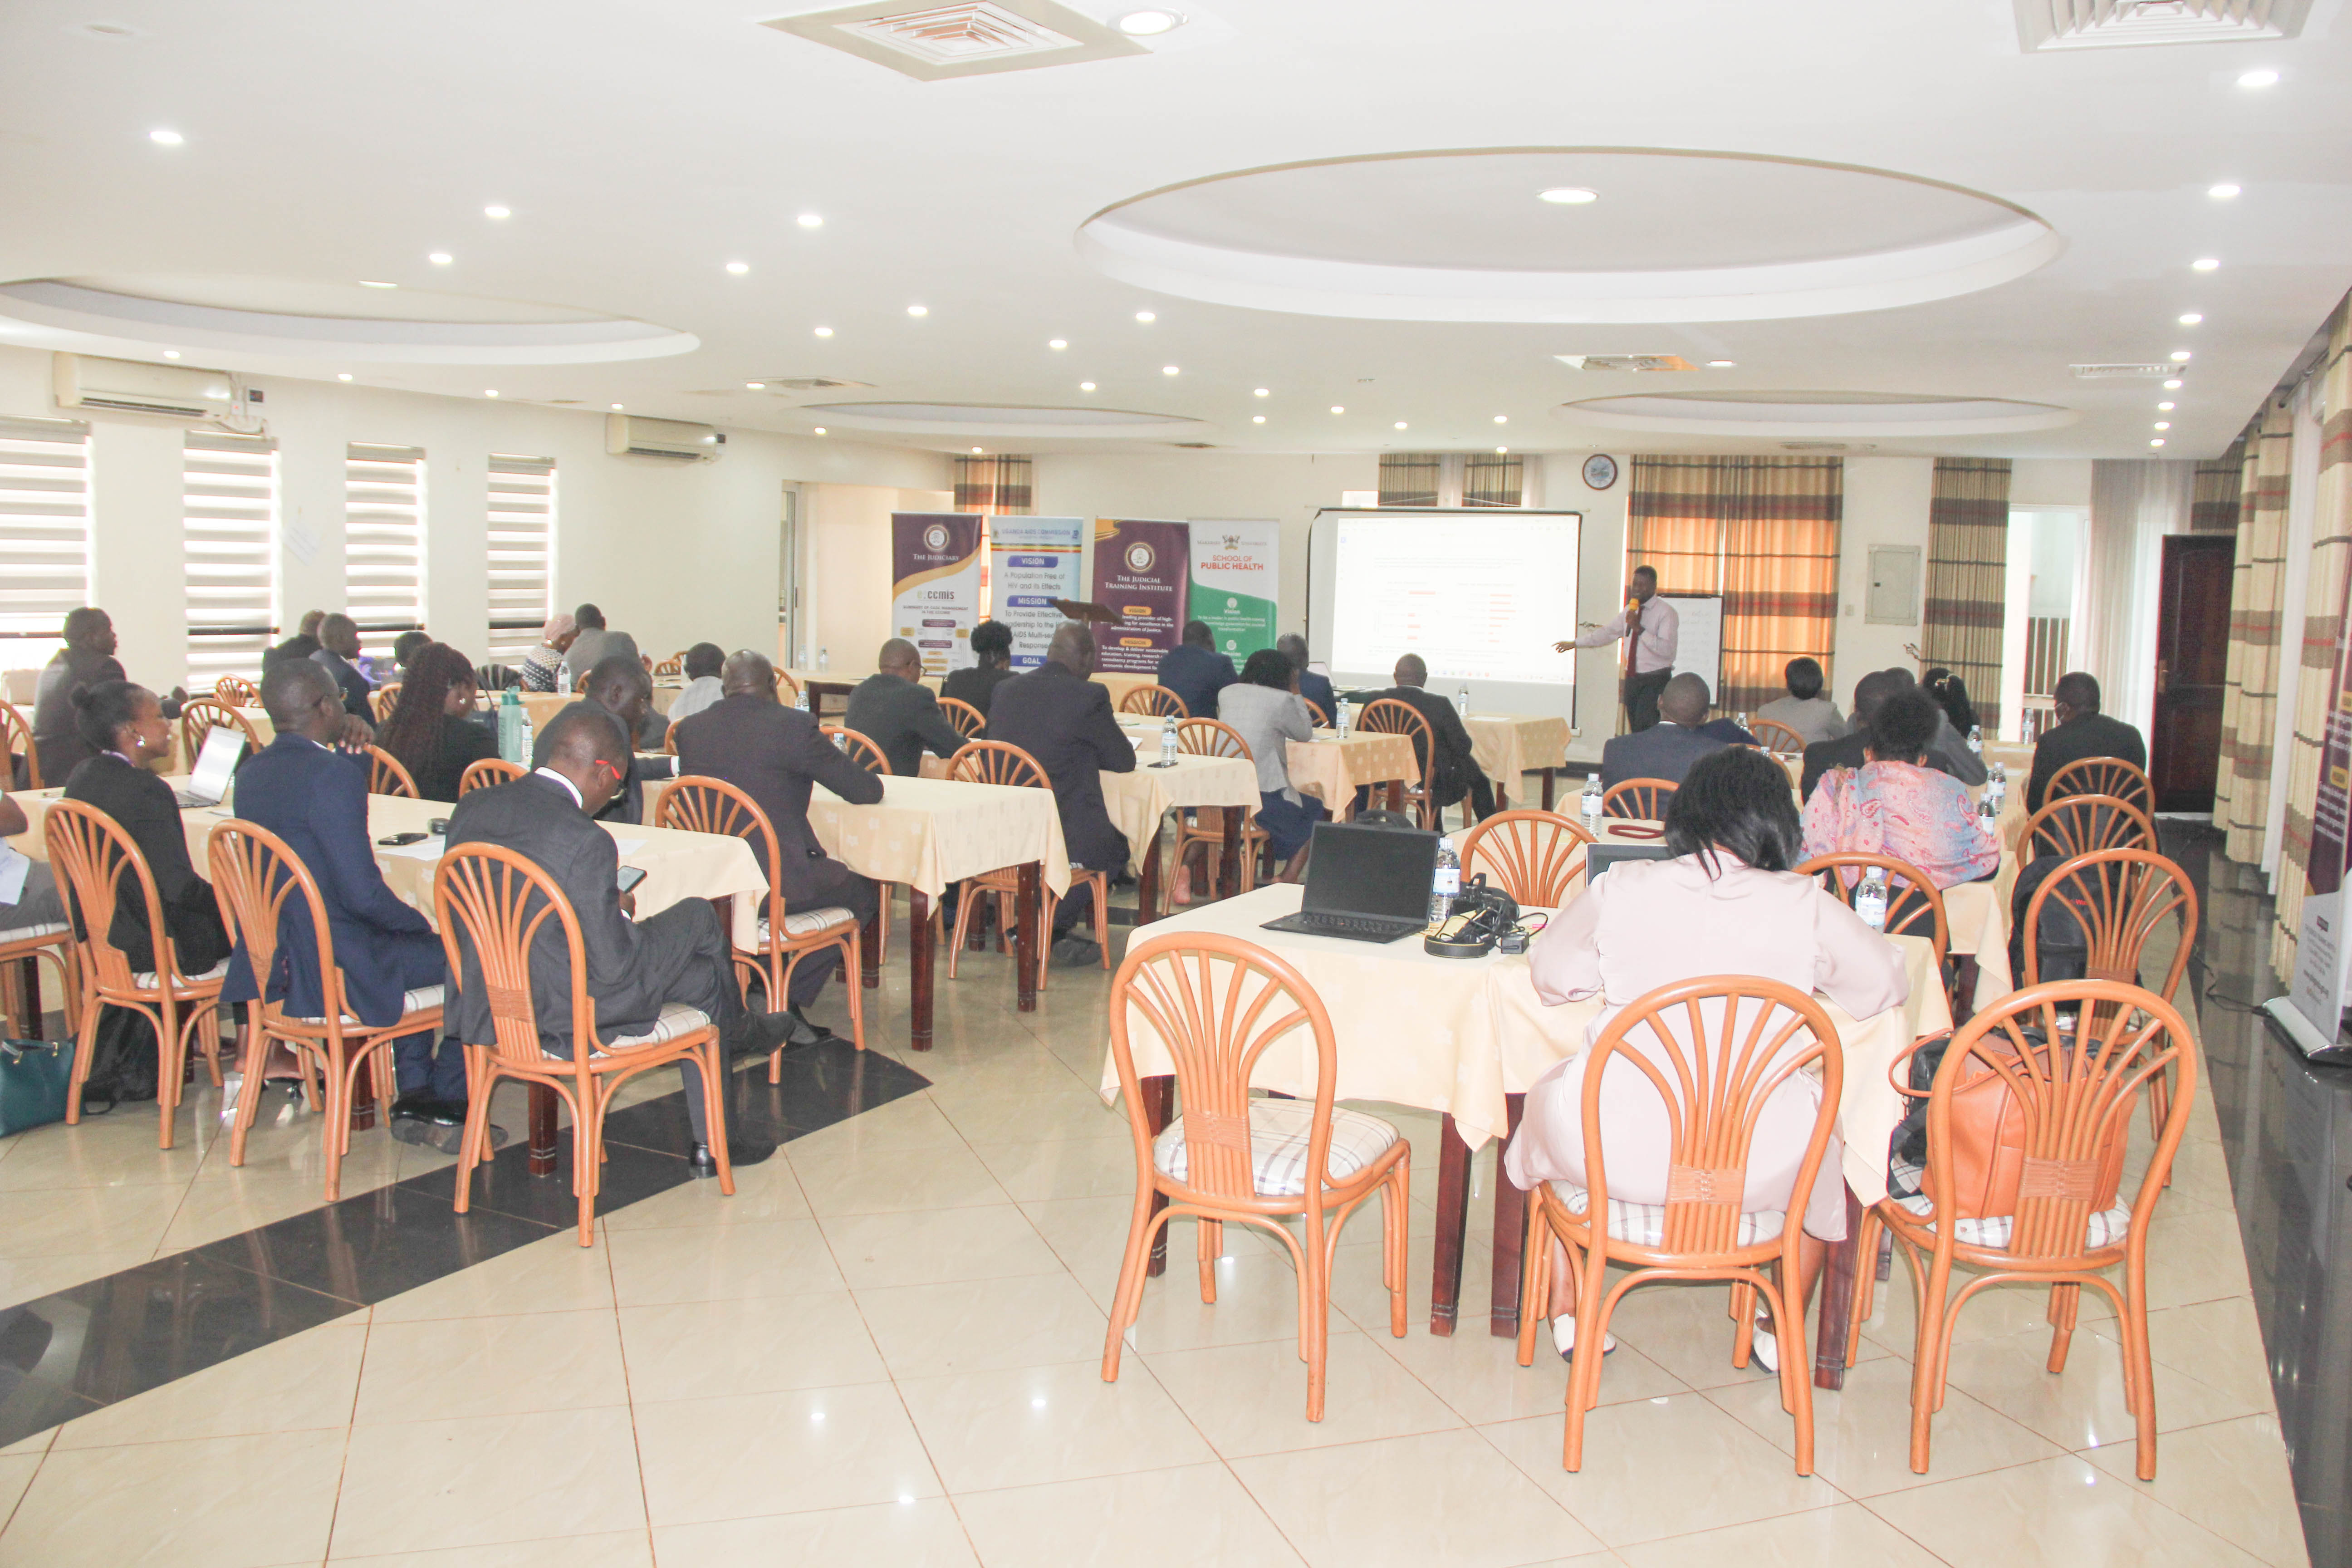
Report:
1582,453,1618,490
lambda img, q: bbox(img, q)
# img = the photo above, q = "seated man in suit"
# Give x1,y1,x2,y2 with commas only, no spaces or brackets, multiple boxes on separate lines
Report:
310,614,376,722
984,621,1137,967
1154,620,1237,720
1800,668,1981,800
445,708,784,1175
532,653,676,822
263,609,326,672
1277,634,1336,723
845,638,964,778
221,659,492,1150
2026,670,2147,813
671,651,883,1044
666,642,727,725
33,607,133,782
1346,654,1496,821
560,603,642,694
1599,672,1727,789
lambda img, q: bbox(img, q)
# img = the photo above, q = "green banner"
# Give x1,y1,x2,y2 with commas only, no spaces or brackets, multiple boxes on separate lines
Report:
1186,519,1279,663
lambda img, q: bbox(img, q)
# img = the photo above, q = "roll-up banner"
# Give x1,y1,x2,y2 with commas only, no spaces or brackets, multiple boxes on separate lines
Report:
2287,556,2352,1048
989,516,1086,669
1089,518,1190,674
890,512,982,677
1187,519,1279,664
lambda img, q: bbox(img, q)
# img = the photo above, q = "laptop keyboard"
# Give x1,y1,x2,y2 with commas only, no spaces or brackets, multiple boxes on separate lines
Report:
1288,912,1426,937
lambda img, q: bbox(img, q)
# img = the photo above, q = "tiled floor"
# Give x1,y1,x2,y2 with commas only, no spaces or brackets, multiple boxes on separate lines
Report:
0,838,2312,1567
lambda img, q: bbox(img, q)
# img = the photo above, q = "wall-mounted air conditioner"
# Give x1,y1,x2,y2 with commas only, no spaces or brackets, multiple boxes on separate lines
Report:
53,353,239,421
605,414,724,461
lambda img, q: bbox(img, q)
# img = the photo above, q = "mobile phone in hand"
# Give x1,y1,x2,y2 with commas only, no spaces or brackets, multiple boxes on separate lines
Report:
616,865,648,894
376,831,430,847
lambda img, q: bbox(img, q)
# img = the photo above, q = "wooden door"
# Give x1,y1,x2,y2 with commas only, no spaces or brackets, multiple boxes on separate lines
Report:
2150,534,2236,813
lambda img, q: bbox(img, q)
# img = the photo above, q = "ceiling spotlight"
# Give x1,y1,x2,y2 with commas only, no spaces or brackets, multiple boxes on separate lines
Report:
725,260,750,274
1049,338,1067,350
611,403,623,410
971,446,984,454
797,213,823,228
745,382,765,390
1330,406,1345,414
428,252,453,265
337,372,353,382
1253,387,1269,397
162,350,180,359
1114,8,1184,34
2158,401,2176,411
2164,377,2185,389
813,426,826,435
1708,360,1738,368
2155,421,2171,430
1252,415,1265,423
2151,438,2166,447
1538,187,1598,205
2178,313,2204,325
1394,421,1407,430
2237,68,2278,88
1135,311,1155,323
1496,446,1509,455
359,280,397,289
1162,365,1179,375
2171,350,2192,361
484,389,499,398
813,326,833,337
484,204,510,219
2191,257,2220,271
2209,183,2241,200
148,128,183,146
907,304,927,316
1494,415,1508,424
1080,381,1096,391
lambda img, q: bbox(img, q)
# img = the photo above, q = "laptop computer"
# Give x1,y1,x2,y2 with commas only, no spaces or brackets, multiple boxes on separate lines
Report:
1260,821,1438,943
1584,841,1675,881
173,725,245,809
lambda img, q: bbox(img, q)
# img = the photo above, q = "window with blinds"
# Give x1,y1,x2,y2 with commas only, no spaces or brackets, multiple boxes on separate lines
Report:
345,443,426,662
184,431,279,685
1377,454,1441,508
1461,453,1524,508
486,455,556,662
0,416,92,674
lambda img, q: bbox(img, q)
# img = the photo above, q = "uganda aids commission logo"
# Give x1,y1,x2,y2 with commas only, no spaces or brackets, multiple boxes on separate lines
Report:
1124,541,1154,573
924,523,951,553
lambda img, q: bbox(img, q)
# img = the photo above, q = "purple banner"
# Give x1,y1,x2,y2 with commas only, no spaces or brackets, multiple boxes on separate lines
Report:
1089,518,1189,675
891,513,983,678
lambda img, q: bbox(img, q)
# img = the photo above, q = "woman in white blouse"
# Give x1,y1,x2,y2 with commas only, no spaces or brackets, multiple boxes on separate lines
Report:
1216,648,1325,881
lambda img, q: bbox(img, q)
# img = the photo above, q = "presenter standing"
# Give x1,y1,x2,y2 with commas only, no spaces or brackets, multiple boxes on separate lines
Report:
1556,564,1677,732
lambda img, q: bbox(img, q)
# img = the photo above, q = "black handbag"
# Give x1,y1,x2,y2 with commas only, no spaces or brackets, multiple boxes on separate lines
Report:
0,1038,74,1137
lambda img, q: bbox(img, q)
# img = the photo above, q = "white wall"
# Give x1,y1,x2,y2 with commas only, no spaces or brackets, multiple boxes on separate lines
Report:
802,482,954,672
1828,457,1936,710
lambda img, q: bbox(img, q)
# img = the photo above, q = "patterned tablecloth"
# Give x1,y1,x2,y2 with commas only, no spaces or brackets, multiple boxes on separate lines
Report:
1284,729,1420,808
798,774,1072,899
1463,713,1570,799
927,741,1259,877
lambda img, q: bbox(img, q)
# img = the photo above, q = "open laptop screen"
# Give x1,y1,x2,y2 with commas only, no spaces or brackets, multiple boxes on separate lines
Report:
1298,822,1438,920
186,725,244,802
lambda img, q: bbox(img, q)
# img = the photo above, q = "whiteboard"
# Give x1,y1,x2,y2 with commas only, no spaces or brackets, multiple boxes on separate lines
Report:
1660,593,1722,698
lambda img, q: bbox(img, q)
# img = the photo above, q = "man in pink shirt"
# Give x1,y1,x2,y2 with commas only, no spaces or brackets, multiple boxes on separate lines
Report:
1559,564,1679,732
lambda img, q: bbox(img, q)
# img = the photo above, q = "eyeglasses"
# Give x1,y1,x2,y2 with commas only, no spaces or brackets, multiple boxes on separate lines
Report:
591,759,624,784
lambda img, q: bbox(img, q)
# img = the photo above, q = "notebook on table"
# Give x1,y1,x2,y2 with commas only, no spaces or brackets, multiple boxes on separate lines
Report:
1259,821,1438,944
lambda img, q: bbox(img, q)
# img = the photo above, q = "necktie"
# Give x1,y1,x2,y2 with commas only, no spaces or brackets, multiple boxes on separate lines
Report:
1624,600,1642,672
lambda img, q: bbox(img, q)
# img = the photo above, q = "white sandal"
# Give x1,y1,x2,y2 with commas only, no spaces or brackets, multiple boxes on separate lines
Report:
1551,1315,1617,1360
1749,1316,1779,1374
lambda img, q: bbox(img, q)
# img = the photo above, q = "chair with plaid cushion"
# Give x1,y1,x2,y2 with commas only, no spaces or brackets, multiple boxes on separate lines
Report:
1102,933,1410,1422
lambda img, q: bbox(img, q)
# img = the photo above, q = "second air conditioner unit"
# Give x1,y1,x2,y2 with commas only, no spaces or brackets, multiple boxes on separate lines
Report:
53,353,240,421
605,414,724,461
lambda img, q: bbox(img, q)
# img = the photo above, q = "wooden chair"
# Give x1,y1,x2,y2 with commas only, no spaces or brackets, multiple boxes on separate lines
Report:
1459,810,1593,907
1514,975,1843,1474
1304,698,1331,729
946,740,1107,987
1750,718,1806,756
458,758,524,796
0,699,37,790
1172,717,1270,894
819,725,892,775
370,684,402,723
1600,777,1676,821
2046,756,2154,818
1796,852,1950,970
365,746,419,798
212,674,259,706
1119,684,1188,719
1849,980,2195,1480
2023,794,2153,862
655,776,864,1073
652,655,683,678
1356,697,1437,828
772,666,800,699
1102,934,1410,1421
206,821,445,1200
42,799,227,1149
178,699,261,772
0,915,76,1044
432,842,735,1244
938,696,986,740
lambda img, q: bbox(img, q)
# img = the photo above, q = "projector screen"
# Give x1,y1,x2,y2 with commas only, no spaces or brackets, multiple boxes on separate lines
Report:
1308,509,1583,721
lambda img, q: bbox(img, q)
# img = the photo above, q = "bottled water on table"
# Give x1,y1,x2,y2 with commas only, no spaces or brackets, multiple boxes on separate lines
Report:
1581,773,1604,827
1428,834,1460,925
1336,699,1352,737
1856,865,1890,931
1455,686,1470,715
1736,711,1749,732
1986,761,2007,807
1159,714,1178,764
1968,724,1983,755
817,647,830,673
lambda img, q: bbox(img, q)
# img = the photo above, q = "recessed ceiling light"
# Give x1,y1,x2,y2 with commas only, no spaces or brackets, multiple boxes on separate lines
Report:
1253,387,1269,397
1080,381,1096,391
814,326,833,337
162,350,180,359
337,372,353,382
907,304,927,316
427,252,453,265
148,128,182,146
1252,415,1265,423
484,389,499,398
1049,338,1067,350
1162,365,1179,375
2171,350,2192,361
2155,421,2171,430
2237,68,2278,88
1538,187,1598,205
2178,313,2203,325
2164,377,2185,389
1330,406,1344,414
2209,183,2241,200
1493,415,1508,424
611,403,623,410
484,204,510,219
1496,446,1509,454
1135,311,1155,323
1394,421,1407,430
1114,8,1184,34
2151,437,2166,446
971,446,984,454
814,426,826,435
2191,257,2220,271
359,279,397,289
797,213,823,228
745,382,765,390
2158,401,2176,411
725,261,750,275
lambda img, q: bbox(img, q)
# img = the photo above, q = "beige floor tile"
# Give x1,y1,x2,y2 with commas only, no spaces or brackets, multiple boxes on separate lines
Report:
1704,1353,2063,1496
2139,1205,2256,1311
0,1182,187,1259
1864,1451,2268,1567
1374,1315,1688,1425
632,1382,943,1527
0,1246,171,1308
197,1109,406,1193
606,1216,844,1306
1938,1323,2264,1454
2082,1413,2306,1568
906,1047,1094,1102
817,1203,1068,1290
157,1169,352,1252
652,1499,976,1568
1597,1280,1816,1393
331,1406,646,1558
898,1359,1213,1493
599,1161,812,1230
619,1290,889,1402
333,1529,653,1567
1480,1393,1842,1547
968,1135,1139,1203
0,1451,40,1525
1096,1247,1346,1355
1019,1194,1263,1287
784,1092,971,1156
1856,1261,2117,1362
2090,1294,2276,1414
932,1087,1130,1145
59,1319,368,1449
5,1427,345,1567
788,1142,1011,1218
950,1461,1305,1568
0,1427,53,1459
356,1308,628,1425
371,1229,616,1321
0,1114,206,1190
855,1269,1112,1379
1143,1330,1463,1457
1232,1427,1602,1568
1612,1501,1945,1568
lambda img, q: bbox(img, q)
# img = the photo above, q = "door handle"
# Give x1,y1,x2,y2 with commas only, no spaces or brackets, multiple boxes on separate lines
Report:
2154,659,2169,697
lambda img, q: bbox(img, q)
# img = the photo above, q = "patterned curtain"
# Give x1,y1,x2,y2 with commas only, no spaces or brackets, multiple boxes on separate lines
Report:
1627,456,1843,715
1461,453,1524,508
1377,454,1440,508
951,455,1033,514
2192,450,2246,534
2273,294,2352,979
2211,399,2292,862
1921,457,2012,735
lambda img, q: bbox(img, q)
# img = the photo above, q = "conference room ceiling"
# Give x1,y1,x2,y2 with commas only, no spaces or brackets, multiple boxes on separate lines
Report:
2,0,2348,461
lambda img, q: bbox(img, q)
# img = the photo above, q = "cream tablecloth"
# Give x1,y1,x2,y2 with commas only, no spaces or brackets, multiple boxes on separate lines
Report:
1285,729,1420,807
1464,714,1569,799
914,743,1258,877
800,774,1071,899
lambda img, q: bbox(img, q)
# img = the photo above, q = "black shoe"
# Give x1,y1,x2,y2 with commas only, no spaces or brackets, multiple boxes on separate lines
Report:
390,1091,462,1127
689,1130,778,1178
1049,935,1102,968
786,1004,838,1043
420,1120,510,1157
739,1009,820,1063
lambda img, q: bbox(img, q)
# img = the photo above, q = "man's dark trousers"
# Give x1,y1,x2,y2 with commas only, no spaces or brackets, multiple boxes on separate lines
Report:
1623,667,1671,733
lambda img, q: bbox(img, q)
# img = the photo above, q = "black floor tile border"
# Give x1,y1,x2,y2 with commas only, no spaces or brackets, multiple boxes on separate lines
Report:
0,1039,928,1449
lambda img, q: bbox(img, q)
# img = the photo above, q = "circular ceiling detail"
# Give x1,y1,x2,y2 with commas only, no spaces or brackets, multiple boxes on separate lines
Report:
1558,390,2076,437
1078,148,2060,323
802,402,1205,438
0,278,697,364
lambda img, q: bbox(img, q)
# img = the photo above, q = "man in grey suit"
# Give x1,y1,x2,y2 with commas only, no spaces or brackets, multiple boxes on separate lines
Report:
442,707,785,1176
1598,672,1727,788
559,603,642,693
844,638,964,778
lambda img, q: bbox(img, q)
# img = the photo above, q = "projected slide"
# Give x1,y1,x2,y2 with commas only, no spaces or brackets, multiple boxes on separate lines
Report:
1329,513,1581,684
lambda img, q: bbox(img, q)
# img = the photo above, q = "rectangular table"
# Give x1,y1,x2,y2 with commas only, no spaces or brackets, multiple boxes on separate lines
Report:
1464,714,1571,811
1284,729,1420,814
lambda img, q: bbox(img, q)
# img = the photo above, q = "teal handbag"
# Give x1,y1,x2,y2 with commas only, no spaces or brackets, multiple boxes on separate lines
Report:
0,1039,74,1137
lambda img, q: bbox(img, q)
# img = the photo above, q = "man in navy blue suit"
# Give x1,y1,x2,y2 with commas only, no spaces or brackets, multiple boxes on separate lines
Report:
1153,620,1238,720
1278,635,1336,723
221,659,485,1151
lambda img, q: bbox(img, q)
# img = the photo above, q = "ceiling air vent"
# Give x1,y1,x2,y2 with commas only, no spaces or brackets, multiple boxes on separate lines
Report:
761,0,1146,80
2016,0,2309,51
767,377,874,392
1554,355,1700,372
2070,363,2176,378
1172,441,1217,449
1780,441,1854,452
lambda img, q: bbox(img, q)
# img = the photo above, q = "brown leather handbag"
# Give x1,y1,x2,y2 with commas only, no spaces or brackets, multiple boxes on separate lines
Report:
1896,1029,2128,1220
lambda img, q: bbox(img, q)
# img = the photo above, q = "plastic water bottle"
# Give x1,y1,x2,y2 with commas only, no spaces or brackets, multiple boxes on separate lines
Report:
1336,698,1352,737
795,685,809,712
1581,773,1604,828
498,689,523,763
1856,866,1889,931
1735,711,1749,733
833,730,848,752
1967,723,1983,755
514,702,534,765
1455,686,1470,716
817,647,830,673
1159,713,1178,764
1987,761,2007,808
1428,834,1460,925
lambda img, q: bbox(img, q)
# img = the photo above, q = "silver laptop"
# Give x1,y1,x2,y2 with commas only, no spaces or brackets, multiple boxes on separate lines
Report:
173,725,245,808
